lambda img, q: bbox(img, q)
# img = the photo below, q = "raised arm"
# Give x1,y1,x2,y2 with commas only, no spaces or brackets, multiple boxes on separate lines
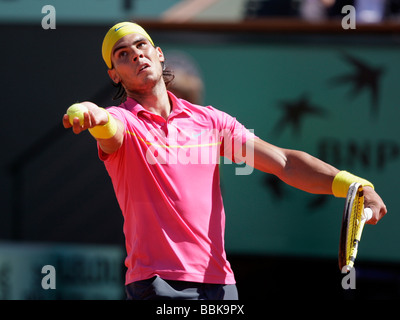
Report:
62,101,125,155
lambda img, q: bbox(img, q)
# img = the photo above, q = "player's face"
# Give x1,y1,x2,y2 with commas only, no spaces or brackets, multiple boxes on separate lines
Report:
108,33,165,93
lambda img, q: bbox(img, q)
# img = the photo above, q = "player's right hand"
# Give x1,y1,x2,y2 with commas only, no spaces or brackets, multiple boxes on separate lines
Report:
62,102,109,135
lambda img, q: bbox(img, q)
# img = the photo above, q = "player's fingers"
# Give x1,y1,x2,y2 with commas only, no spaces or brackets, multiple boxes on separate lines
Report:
379,203,388,220
83,110,91,129
62,114,72,128
72,117,84,134
364,187,387,225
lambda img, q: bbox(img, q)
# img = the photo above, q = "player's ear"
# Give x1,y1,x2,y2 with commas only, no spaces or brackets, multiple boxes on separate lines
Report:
108,68,121,84
156,47,165,63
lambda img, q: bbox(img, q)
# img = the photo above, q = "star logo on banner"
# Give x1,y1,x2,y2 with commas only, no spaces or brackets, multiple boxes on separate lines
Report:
263,175,284,199
329,53,385,116
272,94,327,137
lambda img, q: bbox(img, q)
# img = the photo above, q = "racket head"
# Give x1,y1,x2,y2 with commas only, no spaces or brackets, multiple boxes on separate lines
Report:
338,182,364,271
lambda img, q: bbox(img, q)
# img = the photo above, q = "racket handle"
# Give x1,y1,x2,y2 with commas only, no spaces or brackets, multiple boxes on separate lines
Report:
363,207,373,221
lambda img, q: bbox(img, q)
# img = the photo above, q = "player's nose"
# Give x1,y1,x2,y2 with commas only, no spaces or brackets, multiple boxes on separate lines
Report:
132,49,144,62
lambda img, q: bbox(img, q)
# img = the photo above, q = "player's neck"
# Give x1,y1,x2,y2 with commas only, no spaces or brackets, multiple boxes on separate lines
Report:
128,82,171,120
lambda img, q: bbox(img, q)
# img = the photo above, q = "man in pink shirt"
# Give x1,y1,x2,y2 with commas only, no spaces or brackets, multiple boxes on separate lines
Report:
63,22,387,300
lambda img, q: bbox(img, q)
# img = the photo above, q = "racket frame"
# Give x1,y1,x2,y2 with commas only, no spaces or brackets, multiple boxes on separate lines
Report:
338,182,370,272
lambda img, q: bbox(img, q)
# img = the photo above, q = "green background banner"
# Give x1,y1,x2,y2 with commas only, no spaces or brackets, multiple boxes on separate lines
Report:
157,35,400,261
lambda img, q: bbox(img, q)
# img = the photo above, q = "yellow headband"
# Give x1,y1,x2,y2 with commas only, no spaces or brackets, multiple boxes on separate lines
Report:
102,22,154,69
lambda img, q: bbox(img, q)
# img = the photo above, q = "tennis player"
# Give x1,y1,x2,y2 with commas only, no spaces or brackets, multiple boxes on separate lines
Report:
62,22,387,300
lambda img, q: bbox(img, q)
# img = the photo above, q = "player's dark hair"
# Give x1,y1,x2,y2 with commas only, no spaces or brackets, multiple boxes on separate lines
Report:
112,62,174,103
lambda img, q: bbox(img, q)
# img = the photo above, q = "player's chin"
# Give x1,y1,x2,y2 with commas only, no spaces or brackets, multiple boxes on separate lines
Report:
140,75,162,88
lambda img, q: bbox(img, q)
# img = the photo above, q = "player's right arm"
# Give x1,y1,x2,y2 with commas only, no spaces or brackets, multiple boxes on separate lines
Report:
62,101,124,155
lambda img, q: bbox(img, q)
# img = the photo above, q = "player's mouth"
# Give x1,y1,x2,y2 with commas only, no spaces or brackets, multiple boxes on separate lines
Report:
138,63,150,74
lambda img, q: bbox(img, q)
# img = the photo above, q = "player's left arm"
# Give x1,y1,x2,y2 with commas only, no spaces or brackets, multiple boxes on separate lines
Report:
247,138,338,194
243,138,387,223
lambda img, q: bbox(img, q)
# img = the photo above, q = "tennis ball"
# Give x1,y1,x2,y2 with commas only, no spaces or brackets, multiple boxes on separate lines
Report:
67,103,88,126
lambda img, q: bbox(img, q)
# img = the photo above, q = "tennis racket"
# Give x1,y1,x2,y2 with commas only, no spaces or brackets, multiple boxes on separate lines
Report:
338,182,373,272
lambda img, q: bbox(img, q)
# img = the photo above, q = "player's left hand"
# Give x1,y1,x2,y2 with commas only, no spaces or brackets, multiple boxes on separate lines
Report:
363,186,387,225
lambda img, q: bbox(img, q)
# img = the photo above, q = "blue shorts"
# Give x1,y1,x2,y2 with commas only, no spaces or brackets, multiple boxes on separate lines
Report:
125,276,239,300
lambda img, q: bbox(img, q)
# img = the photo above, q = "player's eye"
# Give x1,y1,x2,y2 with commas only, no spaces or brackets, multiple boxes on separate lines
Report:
118,51,128,58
